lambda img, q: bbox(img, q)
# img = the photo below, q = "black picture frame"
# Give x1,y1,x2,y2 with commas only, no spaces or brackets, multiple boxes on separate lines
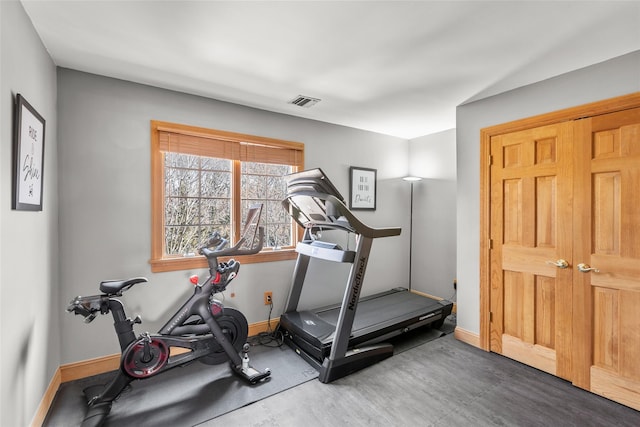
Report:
13,94,46,211
349,166,376,210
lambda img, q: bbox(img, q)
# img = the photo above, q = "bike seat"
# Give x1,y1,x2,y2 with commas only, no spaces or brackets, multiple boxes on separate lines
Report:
100,277,148,295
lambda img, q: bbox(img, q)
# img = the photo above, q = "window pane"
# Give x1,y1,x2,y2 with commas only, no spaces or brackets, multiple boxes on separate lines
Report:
243,162,290,176
201,157,231,171
241,162,292,248
165,155,233,255
266,198,292,248
242,162,266,175
165,152,199,169
241,174,267,199
201,198,231,228
165,197,201,226
267,174,288,199
165,225,200,256
201,169,231,198
268,223,292,249
266,199,288,224
166,168,199,197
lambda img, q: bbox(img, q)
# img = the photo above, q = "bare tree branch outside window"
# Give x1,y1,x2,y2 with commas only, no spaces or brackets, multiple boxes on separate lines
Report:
164,154,292,256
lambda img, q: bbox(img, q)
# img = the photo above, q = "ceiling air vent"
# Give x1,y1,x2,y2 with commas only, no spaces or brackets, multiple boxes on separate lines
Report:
288,95,321,108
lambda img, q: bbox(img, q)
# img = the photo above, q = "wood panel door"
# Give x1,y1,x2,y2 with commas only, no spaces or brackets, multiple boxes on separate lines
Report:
489,122,574,380
573,107,640,409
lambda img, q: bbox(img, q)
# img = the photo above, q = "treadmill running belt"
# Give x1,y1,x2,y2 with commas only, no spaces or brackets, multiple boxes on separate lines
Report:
317,289,443,333
280,288,450,362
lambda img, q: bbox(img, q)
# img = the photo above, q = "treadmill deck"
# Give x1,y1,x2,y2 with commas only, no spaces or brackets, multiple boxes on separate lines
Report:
279,287,453,362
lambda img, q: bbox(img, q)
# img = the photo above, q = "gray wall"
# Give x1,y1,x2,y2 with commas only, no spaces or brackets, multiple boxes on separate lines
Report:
2,8,459,421
408,129,457,300
57,69,414,363
0,1,59,425
455,50,640,334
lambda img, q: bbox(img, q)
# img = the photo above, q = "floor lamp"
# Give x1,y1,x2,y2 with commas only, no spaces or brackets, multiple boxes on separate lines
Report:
403,176,422,290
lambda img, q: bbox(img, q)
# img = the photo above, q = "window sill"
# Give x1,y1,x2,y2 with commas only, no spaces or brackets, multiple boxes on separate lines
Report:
149,248,298,273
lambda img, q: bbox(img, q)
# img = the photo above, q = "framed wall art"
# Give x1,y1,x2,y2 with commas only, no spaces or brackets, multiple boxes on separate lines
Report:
13,93,45,211
349,166,376,210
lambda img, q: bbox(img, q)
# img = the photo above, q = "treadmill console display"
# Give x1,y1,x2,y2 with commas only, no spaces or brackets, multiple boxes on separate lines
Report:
285,168,346,203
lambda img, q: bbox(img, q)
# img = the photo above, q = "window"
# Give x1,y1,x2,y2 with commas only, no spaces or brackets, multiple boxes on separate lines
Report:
150,121,304,272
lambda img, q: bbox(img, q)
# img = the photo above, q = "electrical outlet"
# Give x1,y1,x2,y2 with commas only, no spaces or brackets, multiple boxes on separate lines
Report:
264,291,273,305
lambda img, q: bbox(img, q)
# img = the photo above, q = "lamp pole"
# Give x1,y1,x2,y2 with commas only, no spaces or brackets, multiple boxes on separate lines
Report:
403,176,422,290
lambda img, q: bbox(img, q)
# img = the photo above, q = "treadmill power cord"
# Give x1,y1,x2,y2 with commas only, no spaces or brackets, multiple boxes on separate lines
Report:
248,300,284,348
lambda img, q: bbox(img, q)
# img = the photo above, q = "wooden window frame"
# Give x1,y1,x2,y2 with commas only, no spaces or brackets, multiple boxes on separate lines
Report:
150,120,303,273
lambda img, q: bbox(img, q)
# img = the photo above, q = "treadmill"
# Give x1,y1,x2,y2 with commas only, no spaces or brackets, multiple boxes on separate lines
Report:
279,168,453,383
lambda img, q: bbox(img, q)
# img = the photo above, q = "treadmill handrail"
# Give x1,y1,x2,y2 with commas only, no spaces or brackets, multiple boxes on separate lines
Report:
283,191,401,239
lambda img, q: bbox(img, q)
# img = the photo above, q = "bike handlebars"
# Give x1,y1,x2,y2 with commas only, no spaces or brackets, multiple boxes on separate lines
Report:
198,226,264,259
67,294,107,323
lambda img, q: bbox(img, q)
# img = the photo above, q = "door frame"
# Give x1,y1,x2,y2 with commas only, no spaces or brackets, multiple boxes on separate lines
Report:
479,92,640,352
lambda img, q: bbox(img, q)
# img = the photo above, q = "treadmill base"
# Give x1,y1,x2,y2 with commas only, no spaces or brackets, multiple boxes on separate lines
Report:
279,288,453,383
319,343,394,383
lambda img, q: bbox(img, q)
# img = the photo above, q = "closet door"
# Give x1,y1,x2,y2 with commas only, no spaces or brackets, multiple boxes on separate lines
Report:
573,107,640,409
489,122,574,380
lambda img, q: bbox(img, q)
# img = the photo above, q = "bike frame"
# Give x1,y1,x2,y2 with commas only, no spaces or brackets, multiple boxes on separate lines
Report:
67,206,269,426
73,264,243,406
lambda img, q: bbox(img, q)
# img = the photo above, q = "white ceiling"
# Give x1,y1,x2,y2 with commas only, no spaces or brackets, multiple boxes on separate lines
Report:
21,1,640,139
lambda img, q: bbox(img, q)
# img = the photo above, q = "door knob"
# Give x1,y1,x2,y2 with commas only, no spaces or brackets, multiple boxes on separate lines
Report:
577,263,600,273
546,259,569,269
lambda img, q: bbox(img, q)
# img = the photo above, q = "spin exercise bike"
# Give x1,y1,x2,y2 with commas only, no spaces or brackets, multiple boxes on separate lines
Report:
67,205,271,427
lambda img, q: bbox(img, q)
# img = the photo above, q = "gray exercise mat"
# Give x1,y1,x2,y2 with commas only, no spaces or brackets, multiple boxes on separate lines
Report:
44,343,318,426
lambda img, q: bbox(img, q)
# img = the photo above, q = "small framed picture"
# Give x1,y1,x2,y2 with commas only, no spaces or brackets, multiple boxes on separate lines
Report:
13,94,45,211
349,166,376,210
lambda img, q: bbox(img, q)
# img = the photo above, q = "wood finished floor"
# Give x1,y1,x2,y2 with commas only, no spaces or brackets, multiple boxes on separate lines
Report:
206,334,640,427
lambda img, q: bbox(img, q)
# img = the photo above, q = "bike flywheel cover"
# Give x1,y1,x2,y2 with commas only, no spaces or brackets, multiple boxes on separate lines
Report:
122,337,169,378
